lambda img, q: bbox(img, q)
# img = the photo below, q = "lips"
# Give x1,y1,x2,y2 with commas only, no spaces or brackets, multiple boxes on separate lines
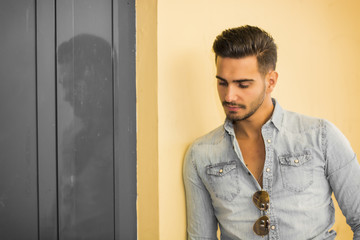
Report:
225,106,241,111
223,102,246,111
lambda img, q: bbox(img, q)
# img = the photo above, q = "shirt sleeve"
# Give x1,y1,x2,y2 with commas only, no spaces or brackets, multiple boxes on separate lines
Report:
183,144,218,240
324,120,360,240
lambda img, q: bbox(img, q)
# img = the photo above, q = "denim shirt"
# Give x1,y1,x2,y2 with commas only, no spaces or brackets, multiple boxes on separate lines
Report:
183,100,360,240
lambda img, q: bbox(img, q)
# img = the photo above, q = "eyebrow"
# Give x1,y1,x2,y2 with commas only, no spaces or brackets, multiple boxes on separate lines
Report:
216,75,254,83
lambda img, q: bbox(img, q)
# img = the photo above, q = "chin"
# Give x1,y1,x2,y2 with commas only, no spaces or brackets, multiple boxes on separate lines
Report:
226,115,242,122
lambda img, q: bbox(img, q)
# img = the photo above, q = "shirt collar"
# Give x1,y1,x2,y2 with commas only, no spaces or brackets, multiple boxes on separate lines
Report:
224,98,284,135
269,98,283,131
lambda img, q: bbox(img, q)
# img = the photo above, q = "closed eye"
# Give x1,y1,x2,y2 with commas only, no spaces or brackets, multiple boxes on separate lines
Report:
218,80,228,86
234,79,253,89
238,83,249,88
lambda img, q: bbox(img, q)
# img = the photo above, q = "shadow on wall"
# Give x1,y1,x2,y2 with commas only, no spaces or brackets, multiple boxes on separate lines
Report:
57,34,114,239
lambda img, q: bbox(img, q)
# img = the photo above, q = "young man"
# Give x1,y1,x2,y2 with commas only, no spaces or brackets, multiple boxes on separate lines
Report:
183,25,360,240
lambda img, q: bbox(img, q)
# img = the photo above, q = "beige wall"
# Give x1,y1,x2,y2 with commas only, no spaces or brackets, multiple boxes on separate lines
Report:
138,0,360,239
137,0,159,239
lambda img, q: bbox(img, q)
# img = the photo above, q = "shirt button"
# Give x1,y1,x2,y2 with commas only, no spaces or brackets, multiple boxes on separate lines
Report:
271,225,276,230
266,168,271,172
267,139,271,143
294,159,299,164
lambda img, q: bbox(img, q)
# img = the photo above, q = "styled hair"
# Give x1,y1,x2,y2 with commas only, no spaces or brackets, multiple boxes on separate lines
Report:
212,25,277,76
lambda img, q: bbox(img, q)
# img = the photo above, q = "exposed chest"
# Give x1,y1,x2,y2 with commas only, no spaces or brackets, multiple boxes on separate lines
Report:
237,137,265,186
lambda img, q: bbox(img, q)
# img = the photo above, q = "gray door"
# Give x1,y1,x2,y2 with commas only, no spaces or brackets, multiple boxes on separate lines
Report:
0,1,136,239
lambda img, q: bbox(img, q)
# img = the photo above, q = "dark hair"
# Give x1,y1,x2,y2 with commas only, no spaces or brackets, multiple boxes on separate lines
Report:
212,25,277,76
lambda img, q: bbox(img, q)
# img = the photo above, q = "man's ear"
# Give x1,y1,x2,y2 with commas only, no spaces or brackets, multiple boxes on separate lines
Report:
266,71,278,93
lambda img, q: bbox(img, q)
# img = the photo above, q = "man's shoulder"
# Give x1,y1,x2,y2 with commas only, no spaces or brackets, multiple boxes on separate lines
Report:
191,125,226,147
281,109,326,133
184,124,227,165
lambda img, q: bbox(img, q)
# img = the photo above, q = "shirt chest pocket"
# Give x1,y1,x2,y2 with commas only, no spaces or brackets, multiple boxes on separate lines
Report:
205,161,240,202
279,152,314,192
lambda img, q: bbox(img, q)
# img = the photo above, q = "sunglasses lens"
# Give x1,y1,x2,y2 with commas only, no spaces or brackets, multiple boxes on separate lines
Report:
253,215,270,236
252,190,269,211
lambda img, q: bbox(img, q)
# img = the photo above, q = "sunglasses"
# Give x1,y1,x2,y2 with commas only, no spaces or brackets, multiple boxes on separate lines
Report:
252,190,270,236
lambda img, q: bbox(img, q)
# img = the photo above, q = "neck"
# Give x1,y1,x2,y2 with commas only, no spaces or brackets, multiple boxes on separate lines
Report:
233,97,274,139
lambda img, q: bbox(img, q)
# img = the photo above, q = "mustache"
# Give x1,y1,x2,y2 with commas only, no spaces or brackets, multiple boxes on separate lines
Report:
222,101,246,109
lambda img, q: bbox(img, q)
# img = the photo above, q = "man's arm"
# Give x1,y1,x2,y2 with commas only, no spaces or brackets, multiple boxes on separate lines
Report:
183,145,218,240
324,120,360,239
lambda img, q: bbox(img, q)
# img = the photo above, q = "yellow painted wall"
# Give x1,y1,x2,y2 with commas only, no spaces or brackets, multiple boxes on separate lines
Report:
138,0,360,239
137,0,159,239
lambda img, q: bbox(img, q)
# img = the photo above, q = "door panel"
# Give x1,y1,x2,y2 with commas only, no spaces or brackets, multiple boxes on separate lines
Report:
37,1,58,239
0,1,38,239
113,0,137,238
56,1,114,239
0,0,136,239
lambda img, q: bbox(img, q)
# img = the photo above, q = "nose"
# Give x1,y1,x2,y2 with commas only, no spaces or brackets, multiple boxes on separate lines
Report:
224,85,237,103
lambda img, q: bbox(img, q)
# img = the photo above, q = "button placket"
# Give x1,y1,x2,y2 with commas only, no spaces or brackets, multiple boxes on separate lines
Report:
262,128,273,183
261,117,282,240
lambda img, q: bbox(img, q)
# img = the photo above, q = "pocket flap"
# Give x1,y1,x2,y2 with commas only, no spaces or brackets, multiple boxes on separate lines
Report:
206,161,237,176
279,152,312,167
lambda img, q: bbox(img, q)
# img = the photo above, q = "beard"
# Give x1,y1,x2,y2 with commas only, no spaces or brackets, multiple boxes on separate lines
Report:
223,86,266,122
